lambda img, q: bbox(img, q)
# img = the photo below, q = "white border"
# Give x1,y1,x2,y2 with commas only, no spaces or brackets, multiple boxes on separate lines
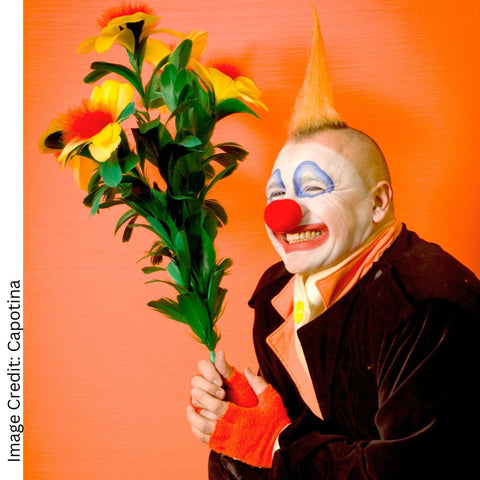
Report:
1,1,24,479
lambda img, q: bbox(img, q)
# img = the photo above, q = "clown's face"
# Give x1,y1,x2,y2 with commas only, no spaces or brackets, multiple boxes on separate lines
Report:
265,137,380,274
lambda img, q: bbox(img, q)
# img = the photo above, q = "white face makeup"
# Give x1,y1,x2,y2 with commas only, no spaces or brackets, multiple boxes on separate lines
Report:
265,139,378,274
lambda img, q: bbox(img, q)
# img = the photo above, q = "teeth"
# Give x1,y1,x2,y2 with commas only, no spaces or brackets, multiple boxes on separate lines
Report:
285,230,324,244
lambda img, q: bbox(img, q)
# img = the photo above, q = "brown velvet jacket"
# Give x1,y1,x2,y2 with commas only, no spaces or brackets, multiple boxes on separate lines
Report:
208,226,480,479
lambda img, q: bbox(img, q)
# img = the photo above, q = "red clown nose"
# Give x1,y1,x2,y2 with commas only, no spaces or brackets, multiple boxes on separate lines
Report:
264,199,303,233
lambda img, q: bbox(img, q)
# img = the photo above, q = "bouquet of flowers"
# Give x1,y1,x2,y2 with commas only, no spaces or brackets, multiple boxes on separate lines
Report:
39,2,267,361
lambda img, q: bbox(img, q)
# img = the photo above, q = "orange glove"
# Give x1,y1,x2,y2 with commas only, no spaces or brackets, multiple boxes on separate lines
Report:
191,367,257,413
223,367,258,407
209,383,290,468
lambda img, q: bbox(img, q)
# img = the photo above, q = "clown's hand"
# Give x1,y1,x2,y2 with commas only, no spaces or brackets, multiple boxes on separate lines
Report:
188,366,290,469
191,351,258,408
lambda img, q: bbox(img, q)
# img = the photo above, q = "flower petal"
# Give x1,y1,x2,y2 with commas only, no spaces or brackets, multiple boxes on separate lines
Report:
89,123,122,162
68,155,98,190
208,68,239,104
144,38,172,65
89,80,134,119
39,118,63,153
77,35,98,54
58,140,85,168
94,31,122,53
235,77,268,110
107,12,158,32
185,30,208,60
113,28,136,53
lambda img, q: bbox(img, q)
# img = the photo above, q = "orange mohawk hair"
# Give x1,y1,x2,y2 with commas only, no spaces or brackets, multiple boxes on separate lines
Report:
289,9,345,139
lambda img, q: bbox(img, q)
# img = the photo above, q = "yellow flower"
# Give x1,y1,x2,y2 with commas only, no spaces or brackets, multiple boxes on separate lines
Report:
40,79,134,190
67,156,99,191
193,61,267,110
78,2,160,54
144,30,208,65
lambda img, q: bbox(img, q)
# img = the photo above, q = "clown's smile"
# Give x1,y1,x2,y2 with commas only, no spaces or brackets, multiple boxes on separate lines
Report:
277,223,329,253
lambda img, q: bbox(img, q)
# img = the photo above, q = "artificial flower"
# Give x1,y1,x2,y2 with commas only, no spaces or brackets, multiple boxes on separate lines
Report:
39,118,99,190
193,61,268,110
144,30,208,65
78,2,160,54
59,79,134,164
66,156,99,191
40,79,134,189
38,117,64,154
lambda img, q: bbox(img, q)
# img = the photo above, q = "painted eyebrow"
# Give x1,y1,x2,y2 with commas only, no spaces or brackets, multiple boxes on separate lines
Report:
293,161,334,197
266,169,285,195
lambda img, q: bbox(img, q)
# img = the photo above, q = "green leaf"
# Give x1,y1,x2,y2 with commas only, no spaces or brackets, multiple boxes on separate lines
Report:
166,98,198,124
114,209,137,234
174,230,192,285
85,171,102,197
100,156,123,187
160,64,178,111
192,77,210,109
169,39,193,70
202,209,219,240
148,297,186,324
215,98,259,120
148,96,166,109
146,216,173,249
139,117,160,134
205,199,228,226
205,152,238,168
83,68,111,85
179,135,202,148
205,162,238,194
190,102,214,143
142,266,166,274
176,292,211,343
89,185,108,216
122,215,139,243
118,102,135,123
85,62,144,99
167,260,183,286
216,142,249,161
200,228,216,278
120,152,140,173
145,55,171,107
174,69,191,98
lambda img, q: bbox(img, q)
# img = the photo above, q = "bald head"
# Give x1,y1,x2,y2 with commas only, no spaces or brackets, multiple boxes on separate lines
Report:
293,127,391,190
287,126,395,228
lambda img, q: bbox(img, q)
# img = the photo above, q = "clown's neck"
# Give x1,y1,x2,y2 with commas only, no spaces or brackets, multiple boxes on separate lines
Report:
294,219,402,322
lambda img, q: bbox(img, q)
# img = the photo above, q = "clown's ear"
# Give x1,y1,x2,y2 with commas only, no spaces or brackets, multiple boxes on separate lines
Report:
289,8,345,139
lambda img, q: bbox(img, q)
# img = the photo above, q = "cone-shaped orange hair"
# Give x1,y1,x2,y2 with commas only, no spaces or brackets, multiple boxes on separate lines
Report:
289,9,345,139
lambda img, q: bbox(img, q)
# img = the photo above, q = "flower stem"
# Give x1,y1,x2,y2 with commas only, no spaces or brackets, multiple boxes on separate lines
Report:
209,350,215,364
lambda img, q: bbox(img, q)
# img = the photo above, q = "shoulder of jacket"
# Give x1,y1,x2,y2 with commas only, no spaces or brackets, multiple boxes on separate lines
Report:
374,227,480,314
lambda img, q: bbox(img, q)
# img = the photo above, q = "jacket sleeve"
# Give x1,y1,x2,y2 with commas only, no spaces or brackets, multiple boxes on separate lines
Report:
268,298,477,479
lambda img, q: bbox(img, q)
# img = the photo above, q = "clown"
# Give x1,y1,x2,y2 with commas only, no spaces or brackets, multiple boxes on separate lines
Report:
187,11,479,480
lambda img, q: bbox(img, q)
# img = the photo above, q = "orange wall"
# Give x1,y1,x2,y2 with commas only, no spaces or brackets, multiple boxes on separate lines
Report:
24,1,480,478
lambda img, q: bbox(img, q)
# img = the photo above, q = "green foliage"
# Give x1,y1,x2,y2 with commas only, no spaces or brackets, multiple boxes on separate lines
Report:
77,28,263,355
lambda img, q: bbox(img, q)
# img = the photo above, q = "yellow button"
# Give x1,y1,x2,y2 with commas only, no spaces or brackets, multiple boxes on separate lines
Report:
294,301,304,324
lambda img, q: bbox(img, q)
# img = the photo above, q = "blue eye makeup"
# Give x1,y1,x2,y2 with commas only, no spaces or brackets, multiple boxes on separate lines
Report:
293,161,334,198
266,169,286,201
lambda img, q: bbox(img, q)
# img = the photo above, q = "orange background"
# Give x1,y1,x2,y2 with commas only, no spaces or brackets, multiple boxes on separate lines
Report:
24,1,480,478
